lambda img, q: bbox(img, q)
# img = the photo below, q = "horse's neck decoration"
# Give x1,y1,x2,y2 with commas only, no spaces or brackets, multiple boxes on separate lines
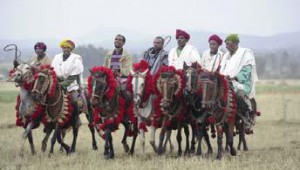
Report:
88,66,125,133
153,66,185,127
32,65,72,127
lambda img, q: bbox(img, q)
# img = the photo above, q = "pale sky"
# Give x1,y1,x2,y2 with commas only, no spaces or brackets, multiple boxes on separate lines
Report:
0,0,299,40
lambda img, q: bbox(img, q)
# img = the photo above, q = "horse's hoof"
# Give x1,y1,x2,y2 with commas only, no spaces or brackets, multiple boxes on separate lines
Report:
93,145,98,150
237,146,241,150
244,147,249,151
177,151,182,158
31,150,36,155
216,155,222,160
109,152,115,159
123,143,130,153
231,148,237,156
59,147,64,153
104,150,109,156
41,145,47,152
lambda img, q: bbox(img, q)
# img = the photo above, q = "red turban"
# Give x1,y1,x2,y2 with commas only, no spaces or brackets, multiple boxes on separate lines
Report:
208,34,222,46
34,42,47,51
176,29,190,40
60,39,75,50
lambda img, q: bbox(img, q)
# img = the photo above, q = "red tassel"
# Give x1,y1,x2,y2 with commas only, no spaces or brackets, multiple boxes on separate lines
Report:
207,116,215,124
152,120,160,128
256,111,261,116
139,122,147,132
99,123,106,130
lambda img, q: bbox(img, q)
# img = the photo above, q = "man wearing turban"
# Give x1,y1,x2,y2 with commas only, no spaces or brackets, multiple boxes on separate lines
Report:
201,34,224,72
29,42,52,68
220,34,258,132
51,39,84,120
168,29,201,69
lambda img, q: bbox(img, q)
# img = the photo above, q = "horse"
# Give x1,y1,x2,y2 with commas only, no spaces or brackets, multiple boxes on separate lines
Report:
199,69,237,160
153,66,189,157
8,63,44,155
183,62,214,156
127,60,174,154
31,65,81,155
88,66,131,159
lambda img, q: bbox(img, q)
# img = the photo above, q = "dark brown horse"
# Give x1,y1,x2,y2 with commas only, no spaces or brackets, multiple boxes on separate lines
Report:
31,65,81,155
183,62,213,156
154,66,189,157
199,70,237,160
88,66,135,159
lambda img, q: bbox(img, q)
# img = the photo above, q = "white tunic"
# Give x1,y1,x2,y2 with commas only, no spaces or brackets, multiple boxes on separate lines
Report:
51,53,84,92
220,47,258,98
201,49,224,72
168,44,201,69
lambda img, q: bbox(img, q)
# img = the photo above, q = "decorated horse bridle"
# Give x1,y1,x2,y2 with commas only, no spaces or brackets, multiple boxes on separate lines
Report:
201,72,219,108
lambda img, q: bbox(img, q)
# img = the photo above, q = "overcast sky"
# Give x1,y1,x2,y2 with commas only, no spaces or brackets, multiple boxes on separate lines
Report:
0,0,299,40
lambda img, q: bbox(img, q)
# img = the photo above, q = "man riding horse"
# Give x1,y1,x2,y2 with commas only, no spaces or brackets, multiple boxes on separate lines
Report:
220,34,259,133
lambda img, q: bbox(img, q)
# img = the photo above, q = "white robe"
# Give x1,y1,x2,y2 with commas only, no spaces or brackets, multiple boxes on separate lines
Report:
168,44,201,69
201,49,224,72
51,53,84,92
220,47,258,98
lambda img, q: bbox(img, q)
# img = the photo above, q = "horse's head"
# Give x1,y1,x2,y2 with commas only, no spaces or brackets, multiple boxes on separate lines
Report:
131,69,148,106
200,71,218,108
8,63,35,86
157,71,179,109
89,69,108,107
31,65,56,102
183,62,201,93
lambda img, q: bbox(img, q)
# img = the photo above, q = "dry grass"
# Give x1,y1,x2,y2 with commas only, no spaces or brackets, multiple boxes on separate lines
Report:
0,80,300,170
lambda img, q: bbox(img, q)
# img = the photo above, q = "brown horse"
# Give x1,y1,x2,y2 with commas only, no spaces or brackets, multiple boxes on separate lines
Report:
31,65,80,155
199,70,237,160
88,66,133,159
183,62,213,156
154,66,189,157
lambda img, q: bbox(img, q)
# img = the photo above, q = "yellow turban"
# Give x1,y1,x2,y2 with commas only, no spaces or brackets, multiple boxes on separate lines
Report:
60,39,75,50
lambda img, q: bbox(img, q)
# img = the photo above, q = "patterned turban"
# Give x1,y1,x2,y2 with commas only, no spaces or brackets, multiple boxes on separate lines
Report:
176,29,190,40
208,34,223,46
225,34,240,43
34,42,47,51
60,39,75,50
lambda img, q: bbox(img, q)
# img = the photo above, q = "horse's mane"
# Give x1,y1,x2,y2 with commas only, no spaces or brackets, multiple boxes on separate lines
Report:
127,60,153,103
34,65,57,97
87,66,116,100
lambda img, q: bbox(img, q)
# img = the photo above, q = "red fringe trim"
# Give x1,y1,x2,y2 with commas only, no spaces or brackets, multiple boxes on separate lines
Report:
87,66,116,100
34,65,57,97
139,122,147,132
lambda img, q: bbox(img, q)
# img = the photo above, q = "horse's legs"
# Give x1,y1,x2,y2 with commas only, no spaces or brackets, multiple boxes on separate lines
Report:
190,123,196,154
138,119,146,154
42,126,53,152
56,127,71,155
226,123,237,156
121,122,130,153
203,125,213,155
59,129,66,152
70,125,79,153
183,124,190,156
103,135,109,156
241,123,248,151
150,125,157,153
216,125,224,160
167,130,174,153
49,127,58,156
237,121,242,150
106,128,114,159
177,123,183,157
86,96,98,150
157,126,166,155
129,122,138,155
27,130,36,155
196,123,204,156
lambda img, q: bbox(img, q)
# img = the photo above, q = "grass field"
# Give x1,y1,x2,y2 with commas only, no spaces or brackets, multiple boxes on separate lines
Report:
0,80,300,170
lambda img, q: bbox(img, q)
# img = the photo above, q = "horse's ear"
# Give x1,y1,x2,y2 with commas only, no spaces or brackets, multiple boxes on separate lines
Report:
130,69,135,75
183,62,188,69
191,62,197,69
141,69,148,76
